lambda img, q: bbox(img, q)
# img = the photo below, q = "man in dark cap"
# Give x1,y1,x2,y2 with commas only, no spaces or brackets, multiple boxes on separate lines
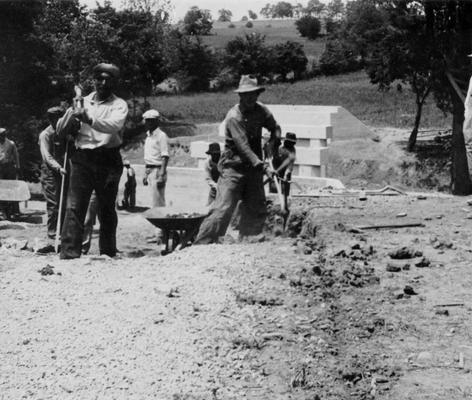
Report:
38,106,67,239
203,142,221,205
56,62,128,259
195,75,280,243
271,132,297,196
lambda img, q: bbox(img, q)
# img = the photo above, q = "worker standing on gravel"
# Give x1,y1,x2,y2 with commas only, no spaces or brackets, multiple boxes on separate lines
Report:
195,75,280,243
270,132,297,196
38,106,67,239
121,160,136,209
203,142,221,205
57,63,128,259
0,127,21,218
142,109,169,208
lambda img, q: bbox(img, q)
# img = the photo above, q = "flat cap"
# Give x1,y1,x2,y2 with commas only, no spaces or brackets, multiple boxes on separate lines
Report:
93,63,120,79
142,109,160,120
0,128,6,135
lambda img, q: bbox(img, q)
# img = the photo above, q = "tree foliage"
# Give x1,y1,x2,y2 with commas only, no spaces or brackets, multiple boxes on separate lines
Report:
305,0,325,16
183,6,213,36
272,41,308,80
218,8,232,22
295,15,322,40
248,10,258,20
272,2,294,18
260,3,274,19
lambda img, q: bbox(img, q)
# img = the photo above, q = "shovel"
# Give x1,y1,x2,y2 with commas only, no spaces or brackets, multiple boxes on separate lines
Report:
268,159,290,231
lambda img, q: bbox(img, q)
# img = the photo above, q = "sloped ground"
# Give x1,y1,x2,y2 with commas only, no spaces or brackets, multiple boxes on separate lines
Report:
1,193,472,399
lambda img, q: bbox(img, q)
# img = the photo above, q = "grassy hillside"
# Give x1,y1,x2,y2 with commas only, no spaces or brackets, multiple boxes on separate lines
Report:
149,71,450,130
203,19,326,61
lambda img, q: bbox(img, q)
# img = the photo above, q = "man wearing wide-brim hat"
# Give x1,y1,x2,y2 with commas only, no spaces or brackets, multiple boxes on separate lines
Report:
195,75,281,243
56,62,128,259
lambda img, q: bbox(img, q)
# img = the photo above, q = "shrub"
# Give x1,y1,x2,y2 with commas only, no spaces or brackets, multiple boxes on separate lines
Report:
319,38,362,75
241,15,248,21
245,21,253,28
271,41,308,81
228,22,235,28
224,33,272,77
295,15,321,40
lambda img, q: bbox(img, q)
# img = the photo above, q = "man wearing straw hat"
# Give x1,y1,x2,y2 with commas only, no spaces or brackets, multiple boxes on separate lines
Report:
195,75,280,243
57,63,128,259
38,106,67,239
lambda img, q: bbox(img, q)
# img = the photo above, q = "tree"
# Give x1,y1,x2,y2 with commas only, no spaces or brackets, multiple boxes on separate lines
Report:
271,41,308,80
421,0,472,194
0,0,53,180
305,0,325,16
165,30,218,92
248,10,258,20
241,15,248,22
295,15,322,40
183,6,213,36
260,3,274,19
218,8,232,22
224,33,273,78
293,3,305,18
326,0,345,20
273,2,293,18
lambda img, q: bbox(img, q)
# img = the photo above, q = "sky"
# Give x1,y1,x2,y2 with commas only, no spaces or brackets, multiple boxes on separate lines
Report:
79,0,310,21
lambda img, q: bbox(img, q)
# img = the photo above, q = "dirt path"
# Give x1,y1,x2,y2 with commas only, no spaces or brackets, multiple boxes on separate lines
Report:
1,193,472,399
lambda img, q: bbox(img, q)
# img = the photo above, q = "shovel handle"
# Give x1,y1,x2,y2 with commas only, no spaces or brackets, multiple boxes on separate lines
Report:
54,142,69,253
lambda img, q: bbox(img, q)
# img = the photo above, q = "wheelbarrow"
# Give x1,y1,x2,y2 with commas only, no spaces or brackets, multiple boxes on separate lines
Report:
143,206,209,254
0,180,30,219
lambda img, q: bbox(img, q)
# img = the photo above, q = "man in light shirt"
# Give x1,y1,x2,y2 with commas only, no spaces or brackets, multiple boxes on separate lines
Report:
57,63,128,259
142,109,169,207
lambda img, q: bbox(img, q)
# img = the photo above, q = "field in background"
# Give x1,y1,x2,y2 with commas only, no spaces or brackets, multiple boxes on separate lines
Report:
205,19,325,61
149,71,450,129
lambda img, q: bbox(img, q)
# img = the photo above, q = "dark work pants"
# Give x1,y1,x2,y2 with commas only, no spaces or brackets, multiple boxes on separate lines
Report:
122,181,136,208
195,166,266,244
60,148,122,259
40,164,67,238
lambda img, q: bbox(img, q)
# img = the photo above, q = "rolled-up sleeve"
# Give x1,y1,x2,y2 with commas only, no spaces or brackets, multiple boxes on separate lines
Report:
39,131,62,171
159,132,169,158
90,100,128,134
226,117,262,167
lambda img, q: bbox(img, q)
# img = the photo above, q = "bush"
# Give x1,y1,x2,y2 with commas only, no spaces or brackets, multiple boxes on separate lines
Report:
319,38,363,75
241,15,248,21
295,15,321,40
271,41,308,81
228,22,235,28
245,21,253,28
224,33,273,78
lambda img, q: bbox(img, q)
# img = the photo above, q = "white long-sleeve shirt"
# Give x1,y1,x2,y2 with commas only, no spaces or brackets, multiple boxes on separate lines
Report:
464,77,472,149
76,91,128,149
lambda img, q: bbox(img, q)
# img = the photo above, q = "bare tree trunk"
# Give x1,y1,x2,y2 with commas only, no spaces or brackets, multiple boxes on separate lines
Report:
407,99,423,152
450,97,472,195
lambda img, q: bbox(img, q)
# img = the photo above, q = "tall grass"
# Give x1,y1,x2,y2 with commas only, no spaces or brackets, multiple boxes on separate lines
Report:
149,71,450,130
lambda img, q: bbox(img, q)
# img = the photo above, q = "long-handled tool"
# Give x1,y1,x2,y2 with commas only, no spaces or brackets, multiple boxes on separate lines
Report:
54,141,69,253
268,159,290,231
54,85,82,253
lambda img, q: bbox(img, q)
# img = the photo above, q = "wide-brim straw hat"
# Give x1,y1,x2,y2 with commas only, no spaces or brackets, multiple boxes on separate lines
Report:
234,75,265,93
142,109,161,120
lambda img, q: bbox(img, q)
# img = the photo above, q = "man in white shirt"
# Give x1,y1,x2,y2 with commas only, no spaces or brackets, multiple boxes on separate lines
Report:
0,127,21,218
142,109,169,207
57,63,128,259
